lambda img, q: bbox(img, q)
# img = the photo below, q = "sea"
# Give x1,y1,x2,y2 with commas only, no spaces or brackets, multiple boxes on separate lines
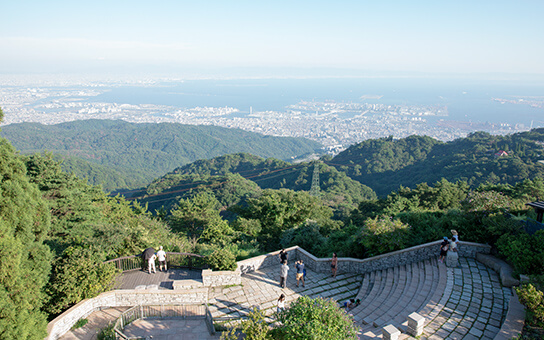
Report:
90,77,544,128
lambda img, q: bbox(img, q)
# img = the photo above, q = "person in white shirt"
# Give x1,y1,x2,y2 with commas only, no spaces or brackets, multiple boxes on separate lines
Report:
157,246,167,271
277,294,286,313
280,260,289,288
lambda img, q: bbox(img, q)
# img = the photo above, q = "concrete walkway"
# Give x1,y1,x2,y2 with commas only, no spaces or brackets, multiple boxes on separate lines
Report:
122,319,220,340
59,307,128,340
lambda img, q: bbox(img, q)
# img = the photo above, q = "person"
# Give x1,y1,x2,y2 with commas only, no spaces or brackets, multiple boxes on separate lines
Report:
279,249,288,264
343,298,356,309
277,294,286,313
280,260,289,288
295,260,305,287
439,237,449,263
148,252,157,274
157,246,167,271
451,230,460,252
331,253,338,278
142,247,155,271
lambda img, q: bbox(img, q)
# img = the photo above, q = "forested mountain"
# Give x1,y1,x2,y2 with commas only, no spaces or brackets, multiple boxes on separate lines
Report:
329,129,544,196
0,119,322,191
131,153,377,217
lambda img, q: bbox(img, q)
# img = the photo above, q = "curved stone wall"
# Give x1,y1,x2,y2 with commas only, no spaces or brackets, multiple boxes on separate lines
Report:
46,288,208,340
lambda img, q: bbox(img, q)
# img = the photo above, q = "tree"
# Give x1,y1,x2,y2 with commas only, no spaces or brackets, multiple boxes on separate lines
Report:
275,296,358,339
241,189,333,250
169,192,233,245
0,134,51,339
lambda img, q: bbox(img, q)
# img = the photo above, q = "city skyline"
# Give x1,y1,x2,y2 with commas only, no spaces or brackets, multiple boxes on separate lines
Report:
1,1,544,77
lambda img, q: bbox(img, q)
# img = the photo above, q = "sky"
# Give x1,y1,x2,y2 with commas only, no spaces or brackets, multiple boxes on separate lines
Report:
1,0,543,77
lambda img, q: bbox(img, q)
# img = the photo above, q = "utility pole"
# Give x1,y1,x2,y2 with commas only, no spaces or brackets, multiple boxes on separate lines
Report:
310,161,320,197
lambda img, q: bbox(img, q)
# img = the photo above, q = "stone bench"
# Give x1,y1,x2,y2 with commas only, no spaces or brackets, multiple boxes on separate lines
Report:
476,253,519,287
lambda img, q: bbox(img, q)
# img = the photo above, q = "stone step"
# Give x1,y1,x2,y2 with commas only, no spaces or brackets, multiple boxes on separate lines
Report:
361,265,407,326
364,261,420,327
356,267,398,324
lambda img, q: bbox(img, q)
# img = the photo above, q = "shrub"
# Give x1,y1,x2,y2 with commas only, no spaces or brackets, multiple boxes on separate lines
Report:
358,215,411,257
275,296,358,340
516,284,544,327
207,248,237,271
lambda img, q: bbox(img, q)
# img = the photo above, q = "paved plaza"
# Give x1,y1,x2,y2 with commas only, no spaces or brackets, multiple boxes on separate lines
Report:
61,256,513,339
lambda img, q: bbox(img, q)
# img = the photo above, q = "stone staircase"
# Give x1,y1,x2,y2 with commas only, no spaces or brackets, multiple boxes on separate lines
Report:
209,257,510,339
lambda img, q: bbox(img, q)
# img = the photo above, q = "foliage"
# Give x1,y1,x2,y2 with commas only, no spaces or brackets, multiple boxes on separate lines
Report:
71,318,89,330
0,137,51,340
169,192,234,245
462,190,520,212
330,130,544,196
207,248,237,271
516,284,544,327
357,216,411,257
237,189,334,250
496,230,544,276
97,322,116,340
45,247,120,314
1,120,321,191
139,153,375,217
275,296,359,340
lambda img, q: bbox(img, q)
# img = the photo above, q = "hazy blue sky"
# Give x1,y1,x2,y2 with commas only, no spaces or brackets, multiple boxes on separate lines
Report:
1,0,543,77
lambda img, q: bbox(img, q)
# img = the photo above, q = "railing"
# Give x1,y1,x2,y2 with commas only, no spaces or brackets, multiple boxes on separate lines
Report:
114,304,207,339
524,218,544,235
104,252,208,272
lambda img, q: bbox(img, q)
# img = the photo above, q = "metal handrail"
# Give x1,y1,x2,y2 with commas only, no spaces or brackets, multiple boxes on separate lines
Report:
104,252,207,272
113,304,208,339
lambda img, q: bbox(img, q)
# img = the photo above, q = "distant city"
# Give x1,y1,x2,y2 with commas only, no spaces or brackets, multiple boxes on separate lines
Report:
1,76,539,155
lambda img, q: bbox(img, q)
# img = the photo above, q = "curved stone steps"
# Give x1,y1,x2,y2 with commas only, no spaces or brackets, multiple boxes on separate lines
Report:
385,259,437,327
390,259,437,325
358,267,398,323
358,266,405,326
366,260,422,327
353,269,385,317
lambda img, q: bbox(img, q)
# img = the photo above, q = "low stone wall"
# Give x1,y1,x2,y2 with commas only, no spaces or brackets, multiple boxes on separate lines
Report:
493,290,526,340
202,268,242,286
46,288,208,340
476,253,520,287
239,242,491,276
237,246,298,274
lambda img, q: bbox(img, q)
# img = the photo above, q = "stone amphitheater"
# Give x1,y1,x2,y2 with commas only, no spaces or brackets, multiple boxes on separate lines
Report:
55,241,524,340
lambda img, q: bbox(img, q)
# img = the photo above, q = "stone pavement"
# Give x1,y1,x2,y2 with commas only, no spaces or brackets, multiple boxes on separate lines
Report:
60,257,513,339
208,260,363,321
59,307,128,340
122,319,220,340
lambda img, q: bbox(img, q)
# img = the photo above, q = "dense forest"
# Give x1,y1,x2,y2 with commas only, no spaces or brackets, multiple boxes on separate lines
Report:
0,119,322,191
0,110,543,339
131,153,376,218
329,130,544,196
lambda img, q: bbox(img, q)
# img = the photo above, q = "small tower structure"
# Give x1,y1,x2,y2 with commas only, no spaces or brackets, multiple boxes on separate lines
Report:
310,162,321,197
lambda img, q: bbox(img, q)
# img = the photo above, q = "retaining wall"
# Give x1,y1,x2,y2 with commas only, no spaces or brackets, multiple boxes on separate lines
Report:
46,288,208,340
295,241,491,275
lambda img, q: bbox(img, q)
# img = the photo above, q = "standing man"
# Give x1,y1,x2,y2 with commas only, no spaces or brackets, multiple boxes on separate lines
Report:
331,253,338,278
280,260,289,288
157,246,167,272
296,260,305,287
279,249,288,264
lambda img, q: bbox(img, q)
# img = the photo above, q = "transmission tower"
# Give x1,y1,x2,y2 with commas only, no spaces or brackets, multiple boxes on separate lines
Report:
310,162,321,197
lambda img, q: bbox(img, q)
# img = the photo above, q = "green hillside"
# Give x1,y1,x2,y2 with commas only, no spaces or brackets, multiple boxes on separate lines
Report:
0,119,322,191
131,153,376,216
329,129,544,196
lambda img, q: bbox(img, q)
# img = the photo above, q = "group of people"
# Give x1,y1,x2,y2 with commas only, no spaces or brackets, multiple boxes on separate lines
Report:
278,249,340,289
143,246,168,274
439,230,460,263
